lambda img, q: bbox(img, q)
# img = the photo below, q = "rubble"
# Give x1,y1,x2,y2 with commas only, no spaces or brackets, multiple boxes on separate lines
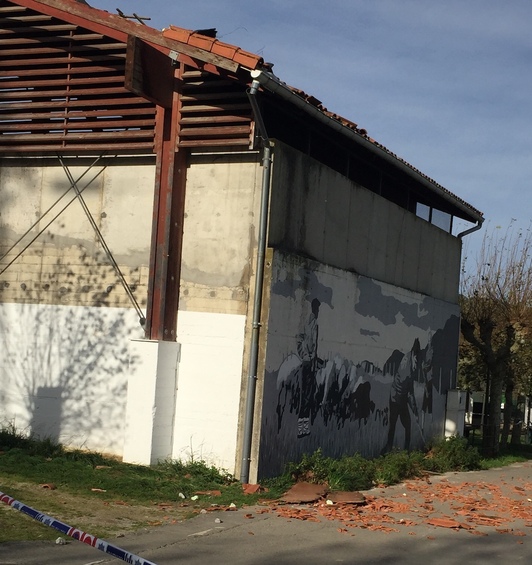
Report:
256,474,532,538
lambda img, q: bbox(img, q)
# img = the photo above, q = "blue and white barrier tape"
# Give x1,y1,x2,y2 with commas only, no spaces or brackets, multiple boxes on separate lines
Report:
0,491,157,565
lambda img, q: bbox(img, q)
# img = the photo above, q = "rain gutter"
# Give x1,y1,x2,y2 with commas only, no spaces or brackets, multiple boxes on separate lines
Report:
240,79,273,484
249,69,484,227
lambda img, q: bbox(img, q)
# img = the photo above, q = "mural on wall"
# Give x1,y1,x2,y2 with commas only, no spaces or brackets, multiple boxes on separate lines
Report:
259,252,460,478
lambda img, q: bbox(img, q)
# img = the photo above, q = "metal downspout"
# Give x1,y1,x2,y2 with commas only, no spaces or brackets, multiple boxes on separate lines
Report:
240,79,272,484
457,218,484,239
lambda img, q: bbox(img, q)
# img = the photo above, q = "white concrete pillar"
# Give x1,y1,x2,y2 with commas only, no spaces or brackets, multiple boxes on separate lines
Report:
123,340,181,465
445,389,467,437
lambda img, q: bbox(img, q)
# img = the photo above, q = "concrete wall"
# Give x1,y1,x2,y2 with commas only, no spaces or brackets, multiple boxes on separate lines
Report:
0,153,262,473
172,153,262,471
0,158,153,453
268,141,462,304
258,250,460,478
0,158,153,308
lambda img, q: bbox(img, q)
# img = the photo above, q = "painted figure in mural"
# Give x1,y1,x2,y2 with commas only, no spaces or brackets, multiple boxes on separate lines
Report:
382,338,421,452
421,337,434,429
296,298,321,438
347,380,375,428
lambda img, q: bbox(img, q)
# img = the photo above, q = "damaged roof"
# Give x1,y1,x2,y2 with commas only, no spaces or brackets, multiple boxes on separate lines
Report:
2,0,483,223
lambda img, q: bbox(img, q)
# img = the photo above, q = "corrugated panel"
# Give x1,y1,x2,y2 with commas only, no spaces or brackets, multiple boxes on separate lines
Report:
178,67,253,148
0,0,156,154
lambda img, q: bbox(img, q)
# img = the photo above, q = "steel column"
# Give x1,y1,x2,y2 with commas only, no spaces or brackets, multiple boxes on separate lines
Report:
146,65,187,341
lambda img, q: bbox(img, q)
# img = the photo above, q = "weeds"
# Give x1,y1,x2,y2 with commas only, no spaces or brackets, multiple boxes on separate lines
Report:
279,436,488,491
424,435,481,472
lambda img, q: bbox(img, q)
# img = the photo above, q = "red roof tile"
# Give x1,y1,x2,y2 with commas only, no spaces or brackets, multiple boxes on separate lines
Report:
162,25,263,70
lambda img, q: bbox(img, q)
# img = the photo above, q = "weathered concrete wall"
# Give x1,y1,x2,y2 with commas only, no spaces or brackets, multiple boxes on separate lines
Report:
0,154,262,473
268,141,462,304
258,250,460,478
0,158,154,453
0,158,153,308
178,153,262,315
172,153,262,471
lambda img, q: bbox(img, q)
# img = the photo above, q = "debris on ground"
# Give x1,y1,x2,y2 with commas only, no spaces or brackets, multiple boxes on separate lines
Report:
279,482,329,503
255,475,532,538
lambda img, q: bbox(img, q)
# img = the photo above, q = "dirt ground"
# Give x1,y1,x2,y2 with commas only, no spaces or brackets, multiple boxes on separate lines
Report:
0,479,192,543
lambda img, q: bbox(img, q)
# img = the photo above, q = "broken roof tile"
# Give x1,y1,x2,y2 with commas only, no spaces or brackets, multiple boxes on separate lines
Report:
162,25,264,70
280,482,328,504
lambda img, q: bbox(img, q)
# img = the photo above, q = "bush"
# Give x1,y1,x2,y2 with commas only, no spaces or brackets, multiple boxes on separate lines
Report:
375,450,425,486
282,440,481,493
158,459,235,486
425,436,481,472
328,453,376,491
286,450,378,491
286,449,335,484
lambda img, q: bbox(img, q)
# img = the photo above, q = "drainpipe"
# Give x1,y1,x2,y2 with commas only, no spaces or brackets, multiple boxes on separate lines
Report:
240,79,272,484
457,218,484,239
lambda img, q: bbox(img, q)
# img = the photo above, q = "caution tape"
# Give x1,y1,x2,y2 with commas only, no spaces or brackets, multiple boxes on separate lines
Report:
0,491,157,565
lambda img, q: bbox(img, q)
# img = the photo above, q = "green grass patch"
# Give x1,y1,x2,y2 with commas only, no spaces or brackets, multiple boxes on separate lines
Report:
274,436,484,492
0,424,284,511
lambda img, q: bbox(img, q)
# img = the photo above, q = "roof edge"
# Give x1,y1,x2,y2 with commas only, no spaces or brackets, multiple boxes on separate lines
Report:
250,69,483,224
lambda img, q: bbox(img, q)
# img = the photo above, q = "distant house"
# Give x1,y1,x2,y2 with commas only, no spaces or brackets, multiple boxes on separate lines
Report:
0,0,482,481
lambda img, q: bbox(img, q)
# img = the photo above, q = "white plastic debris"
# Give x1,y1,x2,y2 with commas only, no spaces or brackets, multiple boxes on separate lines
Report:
326,499,334,505
178,492,186,499
191,495,199,501
229,503,237,508
214,518,223,524
200,509,207,514
55,537,66,545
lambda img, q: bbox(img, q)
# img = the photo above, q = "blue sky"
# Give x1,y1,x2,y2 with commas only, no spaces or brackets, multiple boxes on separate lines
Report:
92,0,532,259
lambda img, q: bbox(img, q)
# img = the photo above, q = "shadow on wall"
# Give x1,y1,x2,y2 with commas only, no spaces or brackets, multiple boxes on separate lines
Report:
0,301,141,453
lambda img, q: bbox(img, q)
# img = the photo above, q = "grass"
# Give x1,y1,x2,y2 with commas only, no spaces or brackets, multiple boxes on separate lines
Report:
0,429,268,507
1,425,531,543
0,425,284,543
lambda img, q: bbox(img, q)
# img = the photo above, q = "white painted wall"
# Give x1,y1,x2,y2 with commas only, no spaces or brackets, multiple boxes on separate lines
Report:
172,310,246,472
0,302,144,454
123,340,181,465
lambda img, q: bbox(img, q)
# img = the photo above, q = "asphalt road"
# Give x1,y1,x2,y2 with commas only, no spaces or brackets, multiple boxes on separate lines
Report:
1,461,531,565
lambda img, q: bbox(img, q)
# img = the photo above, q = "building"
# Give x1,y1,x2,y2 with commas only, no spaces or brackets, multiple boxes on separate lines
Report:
0,0,483,481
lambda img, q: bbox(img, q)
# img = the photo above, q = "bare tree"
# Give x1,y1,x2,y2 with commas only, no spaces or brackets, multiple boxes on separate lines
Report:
460,223,532,456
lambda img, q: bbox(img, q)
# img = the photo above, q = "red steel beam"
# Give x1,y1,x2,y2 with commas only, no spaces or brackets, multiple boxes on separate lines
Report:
144,63,186,341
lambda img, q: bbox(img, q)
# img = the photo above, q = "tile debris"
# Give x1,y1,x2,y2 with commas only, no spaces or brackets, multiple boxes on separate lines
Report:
249,475,532,538
279,482,329,503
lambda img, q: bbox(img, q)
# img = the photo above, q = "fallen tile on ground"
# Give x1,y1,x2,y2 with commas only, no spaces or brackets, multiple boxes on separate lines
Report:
327,491,365,504
280,482,328,503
